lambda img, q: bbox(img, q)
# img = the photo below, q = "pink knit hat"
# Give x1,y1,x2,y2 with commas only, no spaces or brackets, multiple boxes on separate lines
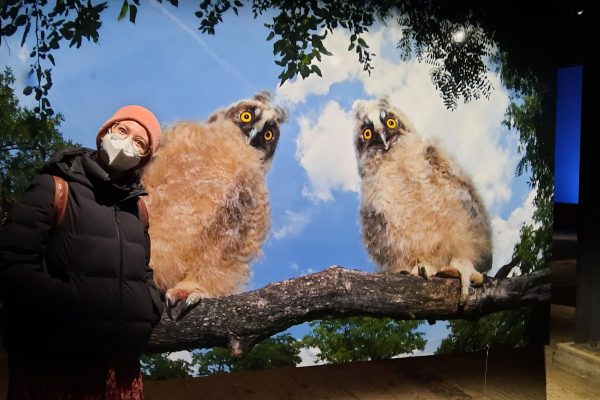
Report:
96,105,161,155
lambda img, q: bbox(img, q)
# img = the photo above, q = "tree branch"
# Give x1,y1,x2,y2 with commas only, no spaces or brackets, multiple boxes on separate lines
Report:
146,266,550,355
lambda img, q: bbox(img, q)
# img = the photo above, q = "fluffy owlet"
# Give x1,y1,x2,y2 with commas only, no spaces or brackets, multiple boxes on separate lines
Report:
142,92,287,319
353,98,492,304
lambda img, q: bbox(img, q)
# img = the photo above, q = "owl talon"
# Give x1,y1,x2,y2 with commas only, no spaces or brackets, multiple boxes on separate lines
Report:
165,292,182,321
410,263,437,280
168,300,199,322
436,267,461,279
470,271,484,286
450,259,482,306
459,287,470,306
165,289,205,321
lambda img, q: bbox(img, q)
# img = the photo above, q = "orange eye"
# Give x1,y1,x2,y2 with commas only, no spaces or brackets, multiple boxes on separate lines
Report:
264,131,274,141
240,111,252,123
386,118,397,129
363,128,373,140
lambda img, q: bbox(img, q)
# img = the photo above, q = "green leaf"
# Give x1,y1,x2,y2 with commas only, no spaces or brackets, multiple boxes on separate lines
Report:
20,22,31,47
278,66,295,86
266,31,275,41
273,39,285,54
23,86,33,96
118,1,128,21
14,14,27,26
129,4,137,23
311,65,322,77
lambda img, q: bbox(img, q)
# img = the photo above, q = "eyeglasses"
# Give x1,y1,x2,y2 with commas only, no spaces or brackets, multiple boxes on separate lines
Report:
110,123,150,155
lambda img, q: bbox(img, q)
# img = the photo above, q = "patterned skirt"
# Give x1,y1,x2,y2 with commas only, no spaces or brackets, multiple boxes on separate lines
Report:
6,354,143,400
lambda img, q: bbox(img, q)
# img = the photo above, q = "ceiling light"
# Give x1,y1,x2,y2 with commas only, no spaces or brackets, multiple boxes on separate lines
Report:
452,29,466,43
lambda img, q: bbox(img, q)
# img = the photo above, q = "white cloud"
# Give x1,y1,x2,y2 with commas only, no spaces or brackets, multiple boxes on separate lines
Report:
287,262,315,276
392,349,426,359
490,189,537,275
275,23,404,106
167,350,193,364
295,101,360,202
275,30,363,105
17,43,29,63
297,346,327,367
272,210,311,240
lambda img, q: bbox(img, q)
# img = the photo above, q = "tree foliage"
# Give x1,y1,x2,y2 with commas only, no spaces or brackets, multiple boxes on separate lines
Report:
501,66,553,276
192,333,302,376
0,0,108,115
436,54,553,354
0,68,75,222
302,317,425,364
1,0,539,115
436,309,527,354
140,353,193,380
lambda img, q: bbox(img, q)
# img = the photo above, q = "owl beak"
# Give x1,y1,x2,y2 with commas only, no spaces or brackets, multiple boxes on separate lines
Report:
379,131,389,150
247,127,259,144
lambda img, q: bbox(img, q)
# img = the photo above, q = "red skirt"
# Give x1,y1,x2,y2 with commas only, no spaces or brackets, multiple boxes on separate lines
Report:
7,354,144,400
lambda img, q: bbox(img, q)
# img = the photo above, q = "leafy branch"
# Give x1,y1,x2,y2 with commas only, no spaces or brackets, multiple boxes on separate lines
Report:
2,0,510,115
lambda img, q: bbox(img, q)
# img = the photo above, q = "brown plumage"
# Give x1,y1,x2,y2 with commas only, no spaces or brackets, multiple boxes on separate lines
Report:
142,92,287,318
353,98,492,304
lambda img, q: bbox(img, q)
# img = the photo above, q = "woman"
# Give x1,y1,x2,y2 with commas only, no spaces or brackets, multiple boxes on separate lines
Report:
0,105,164,399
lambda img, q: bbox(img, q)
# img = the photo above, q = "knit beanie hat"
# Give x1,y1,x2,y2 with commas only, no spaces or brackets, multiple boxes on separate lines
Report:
96,105,161,155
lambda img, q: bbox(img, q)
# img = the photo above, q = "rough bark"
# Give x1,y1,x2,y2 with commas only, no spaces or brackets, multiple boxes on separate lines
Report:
146,266,550,355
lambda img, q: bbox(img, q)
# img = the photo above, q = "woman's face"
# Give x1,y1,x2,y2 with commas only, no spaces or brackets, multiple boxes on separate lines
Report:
105,120,150,157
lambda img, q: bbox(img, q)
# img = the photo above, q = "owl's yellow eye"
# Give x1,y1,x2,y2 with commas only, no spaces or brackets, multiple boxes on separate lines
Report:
386,118,397,129
363,128,373,140
264,131,274,141
240,111,252,123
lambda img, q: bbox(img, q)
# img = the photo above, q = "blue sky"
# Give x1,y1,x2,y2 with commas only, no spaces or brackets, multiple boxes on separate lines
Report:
2,2,536,365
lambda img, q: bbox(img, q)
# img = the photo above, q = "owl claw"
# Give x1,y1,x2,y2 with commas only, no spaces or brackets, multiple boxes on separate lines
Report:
436,267,461,279
165,296,176,321
410,263,437,280
168,300,197,322
449,259,485,306
459,279,471,306
165,289,203,321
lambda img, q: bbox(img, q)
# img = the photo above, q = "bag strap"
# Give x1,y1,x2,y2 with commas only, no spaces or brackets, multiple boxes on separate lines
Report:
137,197,149,231
52,176,69,227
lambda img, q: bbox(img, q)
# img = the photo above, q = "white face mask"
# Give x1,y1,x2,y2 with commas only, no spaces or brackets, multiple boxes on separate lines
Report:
99,131,142,172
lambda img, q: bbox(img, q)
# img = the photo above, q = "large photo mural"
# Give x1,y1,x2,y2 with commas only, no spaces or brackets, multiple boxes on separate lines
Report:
0,1,551,380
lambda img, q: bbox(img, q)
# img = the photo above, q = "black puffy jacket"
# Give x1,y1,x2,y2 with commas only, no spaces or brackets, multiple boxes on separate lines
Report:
0,147,163,361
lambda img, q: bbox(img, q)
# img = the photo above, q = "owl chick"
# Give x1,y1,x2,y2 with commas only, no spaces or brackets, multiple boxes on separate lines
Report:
353,98,492,304
142,92,287,320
